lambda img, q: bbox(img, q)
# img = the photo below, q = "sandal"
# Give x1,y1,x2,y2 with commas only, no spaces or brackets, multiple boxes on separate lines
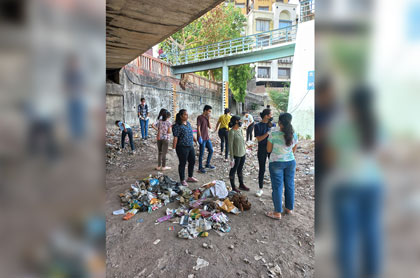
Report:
265,211,281,220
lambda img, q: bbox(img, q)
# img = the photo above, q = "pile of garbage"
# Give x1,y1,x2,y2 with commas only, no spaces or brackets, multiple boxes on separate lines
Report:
117,175,182,219
115,174,252,239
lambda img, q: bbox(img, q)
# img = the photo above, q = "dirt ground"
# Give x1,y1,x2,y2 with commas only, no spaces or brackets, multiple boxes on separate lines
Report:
106,122,314,278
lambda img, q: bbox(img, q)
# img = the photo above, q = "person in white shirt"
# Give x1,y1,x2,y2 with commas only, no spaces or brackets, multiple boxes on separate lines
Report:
243,112,254,142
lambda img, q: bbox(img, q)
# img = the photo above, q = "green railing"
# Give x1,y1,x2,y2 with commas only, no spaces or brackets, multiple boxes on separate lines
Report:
164,25,297,66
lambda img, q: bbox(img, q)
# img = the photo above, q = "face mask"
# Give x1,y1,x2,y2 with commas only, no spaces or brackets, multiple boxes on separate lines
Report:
238,122,242,127
269,117,273,122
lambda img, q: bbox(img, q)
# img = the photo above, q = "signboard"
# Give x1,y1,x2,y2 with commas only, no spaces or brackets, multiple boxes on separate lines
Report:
307,70,314,90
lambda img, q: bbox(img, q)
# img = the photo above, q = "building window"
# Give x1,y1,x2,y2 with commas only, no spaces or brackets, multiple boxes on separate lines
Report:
279,20,292,29
256,19,270,32
278,68,290,78
258,67,271,78
235,3,245,8
259,6,269,11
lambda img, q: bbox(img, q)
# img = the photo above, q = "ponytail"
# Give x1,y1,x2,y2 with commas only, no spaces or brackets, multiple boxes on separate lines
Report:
174,109,186,126
279,113,294,146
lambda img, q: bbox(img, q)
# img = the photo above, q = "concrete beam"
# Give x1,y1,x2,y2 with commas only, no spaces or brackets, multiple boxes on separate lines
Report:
172,42,295,75
106,0,225,70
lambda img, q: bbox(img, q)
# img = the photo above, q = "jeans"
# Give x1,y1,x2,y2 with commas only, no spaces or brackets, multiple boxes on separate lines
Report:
68,99,84,139
218,128,229,159
269,160,296,213
121,128,134,150
157,139,169,167
139,118,149,139
257,147,270,189
246,123,254,141
175,145,195,182
332,184,382,278
198,139,213,169
229,155,246,189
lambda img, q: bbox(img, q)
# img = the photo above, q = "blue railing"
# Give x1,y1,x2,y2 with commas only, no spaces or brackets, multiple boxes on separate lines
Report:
164,25,297,66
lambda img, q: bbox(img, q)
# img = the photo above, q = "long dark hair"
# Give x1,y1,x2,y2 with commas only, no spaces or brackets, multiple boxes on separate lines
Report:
260,109,271,120
174,109,187,126
350,85,376,150
229,115,241,128
157,108,167,120
162,110,171,121
279,113,294,146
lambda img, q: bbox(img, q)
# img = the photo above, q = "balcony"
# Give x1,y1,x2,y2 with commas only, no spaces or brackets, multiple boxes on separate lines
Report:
278,56,294,64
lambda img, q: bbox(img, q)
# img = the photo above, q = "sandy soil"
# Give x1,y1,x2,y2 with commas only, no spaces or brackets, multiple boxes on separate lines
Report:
106,123,314,278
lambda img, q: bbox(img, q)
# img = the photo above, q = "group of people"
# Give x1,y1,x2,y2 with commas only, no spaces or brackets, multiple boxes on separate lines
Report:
115,99,298,220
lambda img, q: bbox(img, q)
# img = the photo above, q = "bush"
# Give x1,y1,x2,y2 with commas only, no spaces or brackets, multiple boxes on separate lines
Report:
268,87,289,113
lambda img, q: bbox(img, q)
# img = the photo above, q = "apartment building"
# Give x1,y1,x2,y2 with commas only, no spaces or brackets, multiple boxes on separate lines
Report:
245,1,298,87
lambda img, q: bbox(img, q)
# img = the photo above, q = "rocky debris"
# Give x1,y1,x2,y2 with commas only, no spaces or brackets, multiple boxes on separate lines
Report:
193,258,209,271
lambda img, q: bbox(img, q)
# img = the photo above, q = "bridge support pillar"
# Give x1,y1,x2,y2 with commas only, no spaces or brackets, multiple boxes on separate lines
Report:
222,64,229,111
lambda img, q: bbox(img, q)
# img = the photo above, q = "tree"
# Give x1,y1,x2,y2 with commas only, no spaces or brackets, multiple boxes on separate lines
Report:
229,64,253,103
160,3,252,84
268,86,290,113
160,3,253,108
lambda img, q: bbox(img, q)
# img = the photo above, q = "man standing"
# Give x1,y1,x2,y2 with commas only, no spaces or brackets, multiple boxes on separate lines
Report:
254,109,275,197
243,111,254,142
115,120,135,154
197,105,215,173
138,97,149,140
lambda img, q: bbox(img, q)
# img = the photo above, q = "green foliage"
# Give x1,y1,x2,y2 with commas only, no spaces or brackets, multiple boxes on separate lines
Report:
160,3,246,58
305,134,312,140
160,3,253,102
268,86,289,112
229,64,253,102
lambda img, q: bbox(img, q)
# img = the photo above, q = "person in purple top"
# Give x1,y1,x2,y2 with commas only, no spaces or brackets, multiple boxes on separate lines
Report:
197,105,215,173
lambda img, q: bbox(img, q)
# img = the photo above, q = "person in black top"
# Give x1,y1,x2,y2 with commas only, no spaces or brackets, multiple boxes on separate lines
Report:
254,109,275,197
172,109,199,186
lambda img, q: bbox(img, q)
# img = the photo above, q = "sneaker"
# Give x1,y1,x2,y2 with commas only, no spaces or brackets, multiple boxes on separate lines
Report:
187,177,198,183
155,166,162,171
239,184,250,191
232,188,240,193
181,180,188,187
255,189,263,197
198,168,206,174
161,166,171,170
205,164,216,169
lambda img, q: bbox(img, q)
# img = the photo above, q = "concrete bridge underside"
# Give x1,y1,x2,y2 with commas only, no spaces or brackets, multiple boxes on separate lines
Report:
106,0,224,70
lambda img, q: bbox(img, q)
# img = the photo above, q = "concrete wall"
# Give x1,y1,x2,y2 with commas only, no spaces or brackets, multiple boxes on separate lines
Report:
106,69,223,128
287,20,314,138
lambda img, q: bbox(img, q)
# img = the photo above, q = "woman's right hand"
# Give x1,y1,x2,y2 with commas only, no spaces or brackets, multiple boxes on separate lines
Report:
230,160,235,168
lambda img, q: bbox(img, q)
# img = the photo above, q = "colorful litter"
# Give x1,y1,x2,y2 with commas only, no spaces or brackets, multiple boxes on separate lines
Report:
116,174,252,240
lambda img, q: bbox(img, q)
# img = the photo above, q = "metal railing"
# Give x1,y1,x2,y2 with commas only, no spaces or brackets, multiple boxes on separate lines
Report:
164,25,297,66
300,0,315,23
278,56,294,64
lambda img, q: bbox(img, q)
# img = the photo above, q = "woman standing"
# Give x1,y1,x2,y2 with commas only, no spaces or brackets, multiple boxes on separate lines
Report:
214,108,232,161
172,109,199,186
266,113,298,220
228,115,250,192
153,110,172,171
